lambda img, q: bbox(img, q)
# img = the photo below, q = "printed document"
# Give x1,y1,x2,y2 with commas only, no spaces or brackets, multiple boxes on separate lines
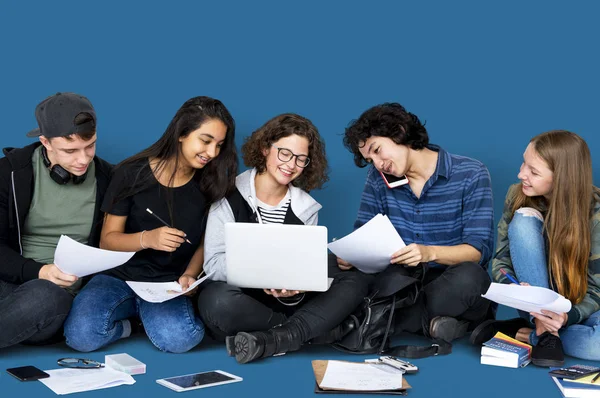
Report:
327,214,405,273
482,282,572,314
319,360,403,391
127,276,209,303
39,367,135,395
54,235,135,277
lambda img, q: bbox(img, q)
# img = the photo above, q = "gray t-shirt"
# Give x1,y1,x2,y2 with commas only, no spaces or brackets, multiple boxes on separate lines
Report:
22,146,96,290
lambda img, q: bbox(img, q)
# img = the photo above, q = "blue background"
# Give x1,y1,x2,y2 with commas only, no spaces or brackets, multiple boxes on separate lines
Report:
1,1,599,397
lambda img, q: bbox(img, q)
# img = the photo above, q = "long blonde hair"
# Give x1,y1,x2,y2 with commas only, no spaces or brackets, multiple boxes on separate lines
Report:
511,130,595,304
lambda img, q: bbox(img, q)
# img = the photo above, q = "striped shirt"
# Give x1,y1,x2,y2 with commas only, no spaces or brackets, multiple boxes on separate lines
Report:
257,192,291,224
354,144,494,268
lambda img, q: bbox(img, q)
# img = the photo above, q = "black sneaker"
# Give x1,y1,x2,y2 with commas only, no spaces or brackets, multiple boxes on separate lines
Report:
469,317,530,346
225,336,236,356
429,316,469,342
531,332,565,367
129,317,145,336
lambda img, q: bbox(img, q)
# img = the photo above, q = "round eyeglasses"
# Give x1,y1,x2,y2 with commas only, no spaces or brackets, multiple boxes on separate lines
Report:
272,145,310,168
57,358,104,369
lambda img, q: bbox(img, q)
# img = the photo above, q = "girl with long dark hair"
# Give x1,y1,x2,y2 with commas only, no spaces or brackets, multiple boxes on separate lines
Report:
64,96,237,353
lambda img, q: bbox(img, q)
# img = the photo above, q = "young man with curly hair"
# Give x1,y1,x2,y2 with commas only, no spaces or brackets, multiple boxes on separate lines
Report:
340,102,494,343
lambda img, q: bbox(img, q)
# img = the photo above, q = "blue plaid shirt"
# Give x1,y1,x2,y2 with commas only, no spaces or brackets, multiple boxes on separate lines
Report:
354,145,494,268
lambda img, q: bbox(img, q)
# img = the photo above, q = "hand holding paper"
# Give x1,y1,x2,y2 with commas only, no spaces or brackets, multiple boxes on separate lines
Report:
178,274,199,293
482,282,572,314
127,276,208,303
39,263,79,287
54,235,135,277
327,214,405,274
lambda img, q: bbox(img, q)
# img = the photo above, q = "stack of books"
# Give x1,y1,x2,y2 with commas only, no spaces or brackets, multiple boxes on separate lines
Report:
550,365,600,398
480,332,532,368
552,374,600,398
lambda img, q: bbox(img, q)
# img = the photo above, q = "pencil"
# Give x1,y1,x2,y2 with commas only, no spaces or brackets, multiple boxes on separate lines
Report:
592,372,600,384
146,208,192,244
500,268,520,285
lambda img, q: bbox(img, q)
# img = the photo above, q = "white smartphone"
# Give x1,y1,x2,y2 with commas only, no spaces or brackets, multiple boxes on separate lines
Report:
156,370,242,392
379,356,419,374
380,171,409,188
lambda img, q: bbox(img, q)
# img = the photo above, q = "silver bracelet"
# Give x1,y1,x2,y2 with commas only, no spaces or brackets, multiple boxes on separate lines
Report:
276,293,306,306
140,230,147,250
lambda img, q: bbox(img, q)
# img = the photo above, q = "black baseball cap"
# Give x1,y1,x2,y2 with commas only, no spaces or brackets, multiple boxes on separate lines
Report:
26,92,96,138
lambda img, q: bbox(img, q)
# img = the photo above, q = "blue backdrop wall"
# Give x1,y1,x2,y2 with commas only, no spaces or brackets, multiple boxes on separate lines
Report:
2,2,600,398
2,1,599,242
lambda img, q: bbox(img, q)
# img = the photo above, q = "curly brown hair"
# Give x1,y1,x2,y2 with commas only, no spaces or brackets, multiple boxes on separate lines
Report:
242,113,329,191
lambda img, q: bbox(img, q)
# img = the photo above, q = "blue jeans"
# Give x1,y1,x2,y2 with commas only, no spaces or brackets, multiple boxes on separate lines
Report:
64,275,204,353
0,279,72,349
509,208,600,360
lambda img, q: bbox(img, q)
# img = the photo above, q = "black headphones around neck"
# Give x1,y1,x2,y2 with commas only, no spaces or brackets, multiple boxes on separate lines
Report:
40,146,88,185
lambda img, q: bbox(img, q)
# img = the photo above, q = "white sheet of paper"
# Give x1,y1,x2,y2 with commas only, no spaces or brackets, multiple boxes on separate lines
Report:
482,282,572,313
54,235,135,277
327,214,405,274
319,361,403,391
127,276,208,303
39,367,135,395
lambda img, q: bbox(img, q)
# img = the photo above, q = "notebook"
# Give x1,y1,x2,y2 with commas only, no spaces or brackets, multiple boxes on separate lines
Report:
552,376,600,398
225,223,330,291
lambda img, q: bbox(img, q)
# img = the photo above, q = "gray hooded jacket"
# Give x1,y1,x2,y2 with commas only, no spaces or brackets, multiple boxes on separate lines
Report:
203,168,322,282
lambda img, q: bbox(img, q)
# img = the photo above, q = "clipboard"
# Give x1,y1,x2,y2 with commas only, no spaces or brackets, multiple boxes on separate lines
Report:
312,360,411,395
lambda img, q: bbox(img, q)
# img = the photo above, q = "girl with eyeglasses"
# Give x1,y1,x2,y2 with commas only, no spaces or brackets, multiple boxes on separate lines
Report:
197,113,370,363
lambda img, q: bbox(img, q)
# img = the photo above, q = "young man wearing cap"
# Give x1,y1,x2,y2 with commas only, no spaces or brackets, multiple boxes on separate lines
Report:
0,92,112,349
339,102,494,346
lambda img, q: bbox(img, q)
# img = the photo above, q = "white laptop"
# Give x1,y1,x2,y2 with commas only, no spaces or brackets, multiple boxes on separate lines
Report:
225,223,330,292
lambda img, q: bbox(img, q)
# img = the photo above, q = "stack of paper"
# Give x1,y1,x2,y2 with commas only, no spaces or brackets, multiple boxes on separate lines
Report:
327,214,405,274
39,367,135,395
312,360,411,394
482,282,572,314
480,332,531,368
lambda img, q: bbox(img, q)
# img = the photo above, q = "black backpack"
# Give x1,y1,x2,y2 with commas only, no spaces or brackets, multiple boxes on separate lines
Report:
332,266,452,358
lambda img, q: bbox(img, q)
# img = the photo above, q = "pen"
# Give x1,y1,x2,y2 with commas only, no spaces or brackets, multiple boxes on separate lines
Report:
592,372,600,384
500,268,520,285
146,208,192,244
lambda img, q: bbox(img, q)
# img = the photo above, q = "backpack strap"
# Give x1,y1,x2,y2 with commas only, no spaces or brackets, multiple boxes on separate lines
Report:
226,188,256,223
383,338,452,358
377,294,396,353
379,278,453,359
